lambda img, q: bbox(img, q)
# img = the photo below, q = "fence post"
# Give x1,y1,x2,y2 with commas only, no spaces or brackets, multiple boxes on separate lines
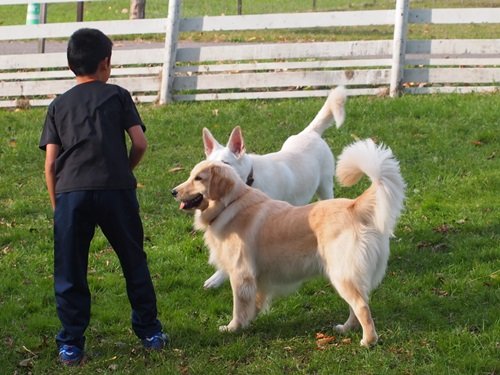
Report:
390,0,409,97
39,3,47,53
76,1,84,22
159,0,181,105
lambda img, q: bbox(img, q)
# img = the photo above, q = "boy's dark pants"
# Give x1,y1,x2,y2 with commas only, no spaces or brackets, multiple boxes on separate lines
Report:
53,190,162,350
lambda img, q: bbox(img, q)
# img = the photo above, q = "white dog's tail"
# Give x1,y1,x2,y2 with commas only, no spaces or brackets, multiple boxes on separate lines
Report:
336,139,406,235
304,86,347,136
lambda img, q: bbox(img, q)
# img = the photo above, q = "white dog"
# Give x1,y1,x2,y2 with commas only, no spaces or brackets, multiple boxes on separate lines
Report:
172,139,405,347
202,86,347,288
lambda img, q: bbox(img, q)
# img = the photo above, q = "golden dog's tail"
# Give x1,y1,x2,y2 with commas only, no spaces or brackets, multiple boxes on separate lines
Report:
304,86,347,135
336,139,406,235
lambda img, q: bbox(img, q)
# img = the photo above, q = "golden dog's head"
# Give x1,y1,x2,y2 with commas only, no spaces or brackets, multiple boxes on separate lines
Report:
172,160,237,212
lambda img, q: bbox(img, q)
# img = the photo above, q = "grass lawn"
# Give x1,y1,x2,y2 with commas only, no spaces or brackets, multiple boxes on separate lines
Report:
0,92,499,374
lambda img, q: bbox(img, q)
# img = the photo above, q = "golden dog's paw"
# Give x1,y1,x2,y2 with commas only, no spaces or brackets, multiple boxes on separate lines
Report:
360,335,378,348
218,325,232,332
219,321,241,332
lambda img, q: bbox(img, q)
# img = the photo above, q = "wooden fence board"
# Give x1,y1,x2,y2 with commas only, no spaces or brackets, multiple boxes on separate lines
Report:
0,52,65,69
173,69,392,91
176,41,393,63
0,94,158,109
409,8,500,24
405,86,499,94
0,79,73,96
0,76,159,96
406,58,500,67
407,39,500,55
179,10,395,32
0,19,166,41
173,87,384,102
404,68,500,84
175,59,394,74
0,67,161,81
0,49,164,70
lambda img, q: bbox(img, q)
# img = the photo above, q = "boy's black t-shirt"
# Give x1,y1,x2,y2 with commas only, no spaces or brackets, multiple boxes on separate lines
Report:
39,81,146,193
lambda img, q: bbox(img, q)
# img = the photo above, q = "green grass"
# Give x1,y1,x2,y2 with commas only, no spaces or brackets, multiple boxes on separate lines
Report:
0,92,499,374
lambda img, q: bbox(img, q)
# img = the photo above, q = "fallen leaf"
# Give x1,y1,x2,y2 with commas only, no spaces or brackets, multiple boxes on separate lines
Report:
4,336,14,348
431,243,448,252
108,363,119,371
433,224,451,234
432,287,449,297
2,245,13,254
377,87,390,97
169,166,184,173
315,332,336,349
19,358,33,367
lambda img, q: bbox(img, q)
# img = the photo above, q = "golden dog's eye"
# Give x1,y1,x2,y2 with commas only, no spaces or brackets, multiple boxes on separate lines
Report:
194,176,202,181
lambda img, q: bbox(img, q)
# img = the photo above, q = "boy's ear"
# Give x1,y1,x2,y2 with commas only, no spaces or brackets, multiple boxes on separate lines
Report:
100,57,111,68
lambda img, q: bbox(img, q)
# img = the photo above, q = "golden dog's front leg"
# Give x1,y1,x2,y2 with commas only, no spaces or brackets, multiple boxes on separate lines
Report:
219,273,257,332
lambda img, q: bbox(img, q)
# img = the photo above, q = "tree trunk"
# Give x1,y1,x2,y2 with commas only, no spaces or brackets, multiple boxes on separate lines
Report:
130,0,146,19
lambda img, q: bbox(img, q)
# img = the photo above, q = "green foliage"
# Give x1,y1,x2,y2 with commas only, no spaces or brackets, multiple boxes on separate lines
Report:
1,93,499,373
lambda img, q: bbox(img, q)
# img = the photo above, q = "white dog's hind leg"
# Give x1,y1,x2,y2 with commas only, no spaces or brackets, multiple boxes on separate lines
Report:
316,176,334,200
334,306,359,333
204,270,228,289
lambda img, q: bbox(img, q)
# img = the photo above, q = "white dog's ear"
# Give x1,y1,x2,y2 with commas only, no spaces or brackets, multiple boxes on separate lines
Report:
203,128,221,157
227,126,245,158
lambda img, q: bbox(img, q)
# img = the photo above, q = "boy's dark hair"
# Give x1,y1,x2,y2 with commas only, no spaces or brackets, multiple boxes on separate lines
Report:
67,28,113,76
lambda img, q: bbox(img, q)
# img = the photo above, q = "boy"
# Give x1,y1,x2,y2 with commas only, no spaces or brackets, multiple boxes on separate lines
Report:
39,28,168,366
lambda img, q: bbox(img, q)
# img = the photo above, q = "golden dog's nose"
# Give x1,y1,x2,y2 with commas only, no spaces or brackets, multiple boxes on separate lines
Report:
171,189,178,197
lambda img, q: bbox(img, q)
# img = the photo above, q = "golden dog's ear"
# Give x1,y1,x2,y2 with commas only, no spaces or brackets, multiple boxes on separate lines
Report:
208,164,235,201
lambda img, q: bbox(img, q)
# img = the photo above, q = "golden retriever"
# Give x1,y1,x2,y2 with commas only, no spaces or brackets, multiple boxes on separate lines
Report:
172,139,405,347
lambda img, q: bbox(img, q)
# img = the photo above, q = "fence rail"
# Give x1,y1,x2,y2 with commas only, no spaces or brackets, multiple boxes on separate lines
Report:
0,0,499,108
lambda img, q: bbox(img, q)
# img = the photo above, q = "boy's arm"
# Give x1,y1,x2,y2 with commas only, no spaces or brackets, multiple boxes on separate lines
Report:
127,124,147,170
44,143,60,210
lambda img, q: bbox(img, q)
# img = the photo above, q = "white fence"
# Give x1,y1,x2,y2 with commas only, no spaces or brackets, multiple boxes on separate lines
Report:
0,0,499,108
